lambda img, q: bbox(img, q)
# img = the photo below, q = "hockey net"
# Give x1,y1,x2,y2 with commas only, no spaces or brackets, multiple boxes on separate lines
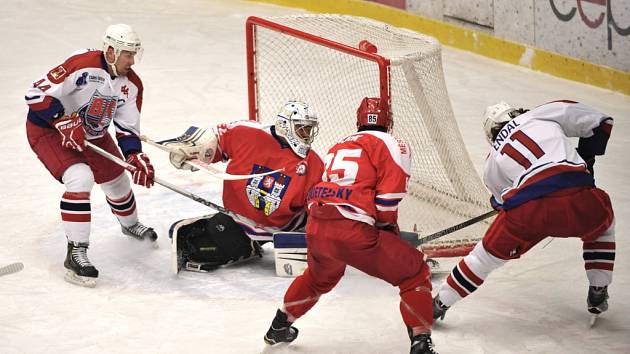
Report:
246,14,493,257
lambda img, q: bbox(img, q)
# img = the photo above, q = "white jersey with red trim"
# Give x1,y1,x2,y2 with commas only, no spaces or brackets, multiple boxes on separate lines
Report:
25,49,144,156
308,130,411,227
484,101,613,210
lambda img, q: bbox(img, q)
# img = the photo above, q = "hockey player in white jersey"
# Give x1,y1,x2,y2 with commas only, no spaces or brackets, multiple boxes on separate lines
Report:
433,100,615,323
25,24,157,287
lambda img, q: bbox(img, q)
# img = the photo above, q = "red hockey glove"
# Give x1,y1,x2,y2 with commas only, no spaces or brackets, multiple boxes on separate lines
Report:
53,112,84,151
126,152,155,188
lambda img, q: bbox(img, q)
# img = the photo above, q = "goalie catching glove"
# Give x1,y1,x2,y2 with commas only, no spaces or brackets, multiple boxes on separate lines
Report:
166,127,218,170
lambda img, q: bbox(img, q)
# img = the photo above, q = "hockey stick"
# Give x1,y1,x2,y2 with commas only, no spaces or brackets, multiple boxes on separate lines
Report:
84,141,279,233
140,134,284,181
0,262,24,277
417,210,498,245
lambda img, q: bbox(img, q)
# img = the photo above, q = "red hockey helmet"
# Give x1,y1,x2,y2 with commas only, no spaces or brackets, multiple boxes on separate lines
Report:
356,97,392,131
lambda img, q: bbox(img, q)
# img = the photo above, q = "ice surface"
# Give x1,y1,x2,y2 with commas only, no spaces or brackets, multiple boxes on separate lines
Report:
1,1,628,353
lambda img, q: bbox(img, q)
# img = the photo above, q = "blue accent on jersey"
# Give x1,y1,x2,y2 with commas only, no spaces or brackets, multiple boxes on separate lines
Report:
375,197,400,206
503,171,594,210
578,118,613,156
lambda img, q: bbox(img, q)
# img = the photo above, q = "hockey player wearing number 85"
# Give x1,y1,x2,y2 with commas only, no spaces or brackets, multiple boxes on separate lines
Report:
25,24,157,288
263,97,438,354
167,101,325,272
433,100,615,325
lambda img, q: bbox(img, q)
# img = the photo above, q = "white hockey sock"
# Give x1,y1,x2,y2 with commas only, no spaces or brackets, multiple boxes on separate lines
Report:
583,221,615,287
100,173,138,227
439,242,507,307
61,164,95,244
60,191,91,244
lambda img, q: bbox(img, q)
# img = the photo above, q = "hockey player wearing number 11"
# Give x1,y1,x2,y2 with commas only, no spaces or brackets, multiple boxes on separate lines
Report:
433,100,616,326
263,97,439,354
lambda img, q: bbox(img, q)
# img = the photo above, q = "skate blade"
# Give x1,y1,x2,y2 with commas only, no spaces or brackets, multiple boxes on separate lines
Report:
589,314,599,327
64,270,97,288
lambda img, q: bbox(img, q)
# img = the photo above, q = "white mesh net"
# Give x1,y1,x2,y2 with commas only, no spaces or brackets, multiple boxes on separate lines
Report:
248,14,493,256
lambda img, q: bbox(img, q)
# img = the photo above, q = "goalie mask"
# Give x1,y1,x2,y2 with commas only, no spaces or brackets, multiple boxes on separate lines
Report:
102,24,143,76
275,101,319,158
482,101,523,143
356,97,392,132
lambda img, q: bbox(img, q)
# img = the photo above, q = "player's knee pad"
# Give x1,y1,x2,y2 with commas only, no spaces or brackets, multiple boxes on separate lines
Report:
170,213,261,270
99,172,131,198
62,163,95,192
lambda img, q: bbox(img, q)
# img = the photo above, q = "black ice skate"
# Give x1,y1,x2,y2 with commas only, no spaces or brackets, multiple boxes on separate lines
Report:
587,285,609,314
264,309,299,345
122,222,158,245
64,241,98,288
410,333,439,354
432,295,449,320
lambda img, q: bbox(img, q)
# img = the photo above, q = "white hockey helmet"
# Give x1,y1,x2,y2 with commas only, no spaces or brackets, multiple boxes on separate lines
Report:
482,101,518,143
275,101,319,158
102,24,143,74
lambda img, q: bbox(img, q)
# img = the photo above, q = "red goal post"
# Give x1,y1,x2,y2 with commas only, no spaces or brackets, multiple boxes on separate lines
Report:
245,14,493,257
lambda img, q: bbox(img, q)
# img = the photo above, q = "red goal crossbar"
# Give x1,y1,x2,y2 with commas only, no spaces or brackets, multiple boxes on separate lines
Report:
245,16,391,122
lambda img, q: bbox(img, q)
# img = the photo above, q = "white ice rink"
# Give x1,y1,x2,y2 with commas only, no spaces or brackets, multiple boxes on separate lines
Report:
1,1,629,353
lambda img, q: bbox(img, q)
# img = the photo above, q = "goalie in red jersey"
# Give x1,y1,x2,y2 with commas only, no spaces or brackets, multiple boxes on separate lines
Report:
262,97,439,354
166,101,325,272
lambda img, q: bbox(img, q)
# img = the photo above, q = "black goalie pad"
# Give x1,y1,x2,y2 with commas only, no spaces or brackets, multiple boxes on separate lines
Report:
170,213,262,273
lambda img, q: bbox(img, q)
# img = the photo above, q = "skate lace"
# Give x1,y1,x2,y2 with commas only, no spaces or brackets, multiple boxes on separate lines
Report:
72,246,93,267
425,337,437,354
126,222,149,236
412,335,438,354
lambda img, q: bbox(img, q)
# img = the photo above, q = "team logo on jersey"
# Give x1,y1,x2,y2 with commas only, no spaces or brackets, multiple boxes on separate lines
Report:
295,161,307,176
75,72,88,87
79,90,117,135
121,85,129,98
246,164,292,216
47,65,67,83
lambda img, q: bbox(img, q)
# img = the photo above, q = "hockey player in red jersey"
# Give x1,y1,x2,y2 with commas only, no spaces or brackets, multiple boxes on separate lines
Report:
167,101,325,271
263,97,438,354
25,24,157,287
433,100,615,323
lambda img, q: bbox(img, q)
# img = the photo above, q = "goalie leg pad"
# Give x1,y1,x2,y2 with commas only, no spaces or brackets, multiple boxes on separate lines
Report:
170,213,261,273
273,232,308,277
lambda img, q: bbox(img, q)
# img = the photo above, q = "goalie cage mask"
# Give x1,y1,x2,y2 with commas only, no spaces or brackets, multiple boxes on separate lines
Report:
275,101,319,158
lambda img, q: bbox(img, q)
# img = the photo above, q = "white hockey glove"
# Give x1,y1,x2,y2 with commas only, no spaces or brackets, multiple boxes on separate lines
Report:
167,128,218,170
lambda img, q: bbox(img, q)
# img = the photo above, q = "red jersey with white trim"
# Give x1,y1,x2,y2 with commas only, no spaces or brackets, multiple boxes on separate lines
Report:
25,49,144,156
212,121,325,241
308,130,411,227
484,101,613,210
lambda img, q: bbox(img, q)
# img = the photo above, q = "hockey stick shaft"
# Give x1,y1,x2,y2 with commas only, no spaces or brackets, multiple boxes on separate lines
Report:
417,210,498,244
0,262,24,277
140,135,284,180
84,141,278,233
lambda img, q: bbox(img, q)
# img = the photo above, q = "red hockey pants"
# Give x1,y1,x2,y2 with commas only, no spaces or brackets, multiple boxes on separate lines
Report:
283,204,433,333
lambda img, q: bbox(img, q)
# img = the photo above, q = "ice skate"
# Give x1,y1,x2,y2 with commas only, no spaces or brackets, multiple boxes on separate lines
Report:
264,309,299,345
410,333,439,354
64,242,98,288
432,295,449,320
587,285,609,326
122,222,158,246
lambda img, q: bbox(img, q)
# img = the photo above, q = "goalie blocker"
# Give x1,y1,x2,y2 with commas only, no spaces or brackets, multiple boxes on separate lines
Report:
169,213,263,274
